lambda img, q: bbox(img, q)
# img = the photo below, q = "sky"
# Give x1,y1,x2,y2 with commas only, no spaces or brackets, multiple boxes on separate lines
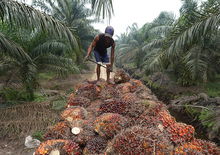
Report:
93,0,183,37
24,0,185,36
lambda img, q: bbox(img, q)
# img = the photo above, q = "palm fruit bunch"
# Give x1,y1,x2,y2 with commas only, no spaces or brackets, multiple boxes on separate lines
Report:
94,113,128,139
83,136,108,155
67,96,91,108
124,101,149,124
116,82,133,94
174,139,220,154
99,84,120,100
136,102,167,127
75,82,101,101
86,100,103,118
114,69,130,84
158,110,195,144
98,99,129,115
71,119,96,145
61,106,87,123
126,79,145,93
44,122,71,140
106,126,173,155
121,92,139,103
35,139,81,155
135,86,158,101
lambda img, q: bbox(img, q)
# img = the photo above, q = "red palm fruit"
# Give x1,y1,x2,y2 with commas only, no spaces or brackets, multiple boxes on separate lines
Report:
135,102,167,127
83,136,108,154
99,99,129,115
125,100,150,124
35,139,81,155
75,82,101,101
94,113,128,139
158,110,195,144
114,70,131,84
99,85,120,100
116,82,133,94
121,93,138,103
67,96,91,108
174,139,220,155
44,121,71,140
106,126,173,155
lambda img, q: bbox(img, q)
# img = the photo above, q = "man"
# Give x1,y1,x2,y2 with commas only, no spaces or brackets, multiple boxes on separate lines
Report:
84,26,115,83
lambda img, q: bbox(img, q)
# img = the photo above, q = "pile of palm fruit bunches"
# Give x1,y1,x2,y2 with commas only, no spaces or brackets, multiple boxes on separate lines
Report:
35,70,220,155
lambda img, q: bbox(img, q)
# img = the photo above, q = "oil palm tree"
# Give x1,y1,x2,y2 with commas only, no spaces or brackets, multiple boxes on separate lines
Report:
0,0,79,62
0,27,79,100
33,0,98,54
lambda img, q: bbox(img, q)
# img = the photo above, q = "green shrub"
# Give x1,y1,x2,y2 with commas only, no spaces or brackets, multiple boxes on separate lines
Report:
204,81,220,97
32,130,44,141
0,88,32,105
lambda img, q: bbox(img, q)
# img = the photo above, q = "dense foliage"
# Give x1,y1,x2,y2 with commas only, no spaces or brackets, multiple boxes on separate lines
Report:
0,0,112,101
116,0,220,86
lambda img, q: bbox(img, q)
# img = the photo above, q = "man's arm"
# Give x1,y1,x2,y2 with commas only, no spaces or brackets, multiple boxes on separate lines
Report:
85,35,99,58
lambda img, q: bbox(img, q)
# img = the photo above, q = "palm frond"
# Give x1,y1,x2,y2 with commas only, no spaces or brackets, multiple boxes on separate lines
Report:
142,39,165,51
91,0,114,20
36,54,79,75
31,40,71,57
0,32,31,62
149,25,172,36
142,49,163,72
166,9,220,58
0,0,79,50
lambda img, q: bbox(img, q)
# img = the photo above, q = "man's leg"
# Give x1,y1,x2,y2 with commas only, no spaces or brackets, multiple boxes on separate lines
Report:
96,64,101,81
106,64,111,83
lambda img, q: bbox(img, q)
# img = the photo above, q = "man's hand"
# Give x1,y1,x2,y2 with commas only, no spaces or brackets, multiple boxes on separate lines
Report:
83,55,89,62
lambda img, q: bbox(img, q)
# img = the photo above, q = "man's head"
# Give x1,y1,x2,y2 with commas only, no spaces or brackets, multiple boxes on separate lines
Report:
105,26,114,38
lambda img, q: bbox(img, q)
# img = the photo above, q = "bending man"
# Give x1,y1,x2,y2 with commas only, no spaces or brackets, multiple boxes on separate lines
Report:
84,26,115,83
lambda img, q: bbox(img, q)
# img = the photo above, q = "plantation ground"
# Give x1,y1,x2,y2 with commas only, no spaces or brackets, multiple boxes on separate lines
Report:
0,64,219,155
0,62,112,155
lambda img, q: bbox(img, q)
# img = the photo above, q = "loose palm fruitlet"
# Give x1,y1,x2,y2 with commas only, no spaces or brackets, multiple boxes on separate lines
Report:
61,106,87,123
174,139,220,154
106,126,173,155
83,136,108,155
94,113,128,139
35,139,81,155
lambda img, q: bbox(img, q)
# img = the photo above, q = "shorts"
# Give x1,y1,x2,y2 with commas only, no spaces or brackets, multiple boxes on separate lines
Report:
94,50,110,65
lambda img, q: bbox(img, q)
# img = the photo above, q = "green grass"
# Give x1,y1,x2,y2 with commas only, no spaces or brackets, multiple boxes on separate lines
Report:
32,130,44,141
52,99,66,111
33,92,47,102
0,88,32,105
38,72,56,80
204,75,220,97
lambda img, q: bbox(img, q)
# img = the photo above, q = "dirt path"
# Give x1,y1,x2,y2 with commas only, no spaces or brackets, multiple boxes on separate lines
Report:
91,64,115,81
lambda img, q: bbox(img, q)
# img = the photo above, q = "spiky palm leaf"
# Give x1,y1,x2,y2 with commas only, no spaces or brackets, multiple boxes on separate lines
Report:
89,0,114,20
31,40,71,57
0,0,79,50
0,32,31,62
36,54,79,76
165,4,220,58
